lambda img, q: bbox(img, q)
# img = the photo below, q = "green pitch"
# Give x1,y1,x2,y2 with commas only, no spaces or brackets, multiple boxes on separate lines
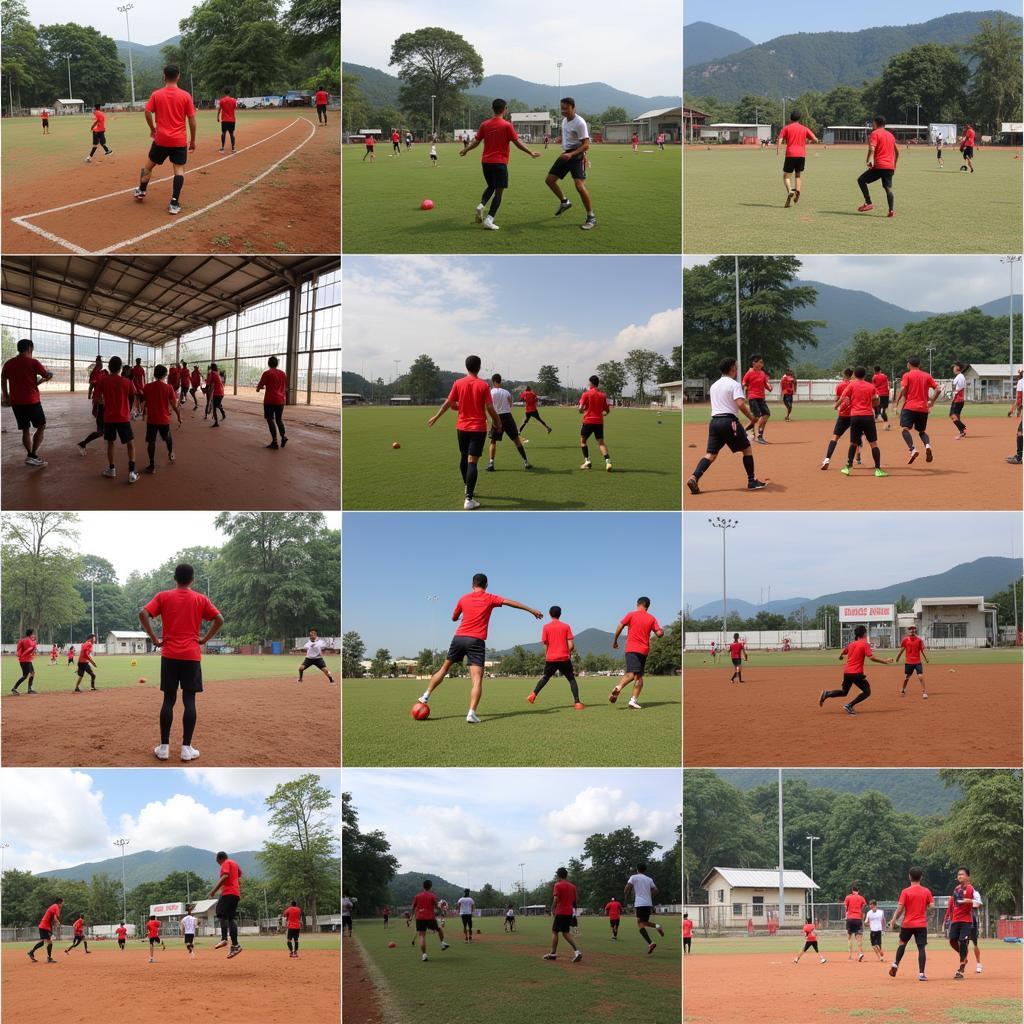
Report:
351,913,679,1024
341,675,680,766
683,648,1020,669
682,402,1012,424
683,145,1023,253
342,142,681,253
2,654,340,695
342,406,681,510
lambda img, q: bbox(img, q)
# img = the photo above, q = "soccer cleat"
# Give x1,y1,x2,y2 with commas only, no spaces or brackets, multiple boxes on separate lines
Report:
527,692,537,704
754,436,767,444
144,465,156,475
542,953,557,960
180,745,200,761
280,437,287,448
655,924,665,936
128,470,139,484
474,206,484,223
154,744,170,760
422,953,429,961
686,477,701,495
84,156,92,163
546,426,552,434
925,448,933,463
25,455,47,467
855,455,862,465
555,200,572,216
793,191,801,204
842,703,856,715
266,442,279,450
874,469,888,478
103,467,117,478
485,463,495,472
214,940,228,949
27,952,37,962
922,693,928,699
900,689,906,697
227,946,242,958
793,958,800,964
169,200,182,215
857,203,874,212
46,957,57,963
608,690,619,704
840,465,851,475
580,459,592,469
889,965,898,977
918,973,927,981
887,211,895,218
605,461,612,472
524,462,532,470
858,953,864,962
627,698,642,710
149,957,155,963
820,459,830,470
10,688,19,695
169,451,175,464
77,445,88,457
907,449,919,465
747,479,767,490
820,958,827,963
466,710,481,724
483,216,499,231
1006,455,1022,464
573,702,584,710
440,942,449,950
572,950,583,962
953,971,963,980
647,943,656,955
463,498,481,510
976,964,982,973
581,215,597,230
784,190,795,208
133,188,146,200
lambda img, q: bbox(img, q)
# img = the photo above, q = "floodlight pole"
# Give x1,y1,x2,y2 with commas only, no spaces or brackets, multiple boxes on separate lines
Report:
734,256,742,367
556,62,563,112
777,769,785,928
118,4,136,107
1001,256,1021,373
709,517,738,647
91,579,95,637
65,55,73,100
114,838,130,923
519,863,526,908
427,595,439,662
806,835,820,921
430,95,436,139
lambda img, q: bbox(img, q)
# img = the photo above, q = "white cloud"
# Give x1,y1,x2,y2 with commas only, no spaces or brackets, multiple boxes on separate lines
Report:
614,307,682,358
184,769,332,800
2,770,109,852
391,804,503,877
518,836,549,854
118,794,268,853
540,786,679,847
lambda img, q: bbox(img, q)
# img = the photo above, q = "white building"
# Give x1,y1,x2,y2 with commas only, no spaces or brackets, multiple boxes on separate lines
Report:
964,364,1017,402
701,123,771,144
105,630,150,654
510,111,553,141
700,867,819,925
54,98,85,115
906,596,998,648
656,379,682,408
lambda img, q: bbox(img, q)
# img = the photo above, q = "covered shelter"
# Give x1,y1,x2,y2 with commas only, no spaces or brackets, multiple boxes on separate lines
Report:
53,98,85,115
104,630,150,654
510,111,553,141
701,123,771,144
964,363,1017,402
683,105,709,142
700,867,818,929
656,379,682,408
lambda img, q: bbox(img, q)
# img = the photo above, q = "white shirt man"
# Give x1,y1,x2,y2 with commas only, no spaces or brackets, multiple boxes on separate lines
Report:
626,871,655,907
489,387,513,416
709,375,746,417
561,113,589,151
457,896,474,916
304,637,325,658
865,907,885,934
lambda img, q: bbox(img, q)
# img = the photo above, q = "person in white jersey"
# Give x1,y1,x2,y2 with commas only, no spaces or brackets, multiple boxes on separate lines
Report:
968,886,984,973
949,361,968,439
297,628,335,684
181,906,198,956
457,889,476,942
486,373,532,473
866,900,887,961
545,97,596,230
504,904,516,932
686,356,767,495
625,862,665,955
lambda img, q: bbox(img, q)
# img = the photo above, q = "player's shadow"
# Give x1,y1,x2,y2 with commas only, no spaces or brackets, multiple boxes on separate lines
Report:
484,496,589,510
738,203,792,210
441,707,562,723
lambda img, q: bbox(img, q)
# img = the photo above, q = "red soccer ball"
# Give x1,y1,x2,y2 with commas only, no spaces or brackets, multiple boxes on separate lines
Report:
421,199,435,210
392,441,401,449
411,701,430,720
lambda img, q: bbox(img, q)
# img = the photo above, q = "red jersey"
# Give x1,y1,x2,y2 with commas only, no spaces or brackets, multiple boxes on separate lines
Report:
39,904,61,929
844,893,867,920
780,374,796,395
949,884,975,924
16,636,36,661
475,115,519,164
900,369,937,413
89,365,106,387
130,364,146,388
74,918,84,936
843,638,872,675
846,378,877,417
96,374,134,423
620,609,662,654
779,122,814,157
143,380,177,426
283,906,302,929
145,85,195,148
835,379,853,415
729,641,744,659
604,900,622,921
552,880,577,916
218,858,242,897
93,110,106,131
50,646,57,658
146,920,161,939
258,368,287,405
168,365,181,388
579,387,609,424
39,110,48,120
115,926,127,940
683,917,694,937
869,127,896,170
519,389,538,412
963,127,975,146
447,375,493,431
218,96,237,122
872,372,889,397
209,371,225,397
742,368,770,399
143,587,220,661
412,890,438,921
803,922,817,942
315,90,328,106
900,635,925,664
2,355,49,405
365,135,375,147
898,884,934,929
391,132,400,144
78,640,94,664
453,590,504,640
541,620,574,662
190,368,202,387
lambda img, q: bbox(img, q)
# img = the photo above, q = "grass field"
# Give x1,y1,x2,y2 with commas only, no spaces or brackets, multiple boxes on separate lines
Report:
682,402,1014,424
682,648,1021,669
346,913,679,1024
683,936,1022,1024
342,141,681,253
683,145,1023,254
342,406,681,510
341,675,680,766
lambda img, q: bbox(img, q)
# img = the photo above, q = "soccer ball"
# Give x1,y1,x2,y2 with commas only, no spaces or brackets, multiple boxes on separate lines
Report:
421,199,435,210
138,677,146,684
411,701,430,720
387,942,396,948
392,441,401,449
131,659,138,666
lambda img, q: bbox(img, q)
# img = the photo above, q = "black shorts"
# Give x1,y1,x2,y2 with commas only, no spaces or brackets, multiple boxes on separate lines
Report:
117,939,125,947
145,424,171,442
542,660,576,680
264,403,284,421
684,936,692,949
461,914,472,927
802,940,818,952
936,147,943,157
970,923,979,944
41,118,48,127
148,143,188,167
748,398,770,419
731,657,742,667
903,662,923,675
12,403,45,429
184,934,195,945
220,121,236,132
216,894,240,919
870,930,883,947
840,672,868,694
878,395,890,410
149,937,160,946
861,167,894,188
962,146,974,159
92,132,107,146
103,421,133,443
76,662,95,678
706,415,749,455
342,915,352,928
482,162,509,190
212,395,224,409
900,409,929,432
846,919,863,935
580,422,604,441
457,429,487,458
447,634,486,668
416,919,439,933
849,415,877,445
159,658,204,694
524,410,544,421
38,928,52,940
625,651,648,675
948,920,973,944
636,906,652,923
549,153,587,180
782,156,806,173
301,657,327,670
490,412,520,442
830,415,851,438
365,145,374,153
316,104,327,114
783,395,793,409
552,914,574,933
18,660,34,675
287,928,300,940
950,401,964,417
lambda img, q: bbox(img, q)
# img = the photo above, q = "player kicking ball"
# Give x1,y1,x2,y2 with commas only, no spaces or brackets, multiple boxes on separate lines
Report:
297,628,335,684
856,116,899,218
418,573,542,723
818,624,893,715
608,597,664,710
134,64,197,216
527,605,583,709
625,864,664,954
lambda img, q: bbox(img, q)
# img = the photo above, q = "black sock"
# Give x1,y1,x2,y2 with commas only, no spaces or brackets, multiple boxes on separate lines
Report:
172,174,184,201
872,447,881,468
639,928,651,943
581,444,589,460
918,948,926,973
489,192,502,218
182,691,197,745
692,457,711,481
567,675,580,702
481,186,494,206
147,442,156,465
128,460,136,473
166,437,173,456
846,444,856,467
229,921,238,945
857,173,871,202
825,440,837,460
847,683,871,707
880,409,888,421
902,429,914,450
459,455,468,483
89,146,97,156
894,944,906,967
138,173,149,194
885,188,894,212
159,691,177,745
603,449,610,461
1017,433,1022,457
465,461,478,498
742,454,755,480
954,418,965,434
920,431,930,446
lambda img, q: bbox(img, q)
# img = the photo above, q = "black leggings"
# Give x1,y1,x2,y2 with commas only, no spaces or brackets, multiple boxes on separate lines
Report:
220,123,236,146
264,405,286,440
159,689,197,745
533,665,580,703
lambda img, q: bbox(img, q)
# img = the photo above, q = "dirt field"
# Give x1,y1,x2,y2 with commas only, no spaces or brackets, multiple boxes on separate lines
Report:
1,676,339,766
343,938,385,1024
683,415,1022,510
683,943,1022,1024
1,393,339,511
2,944,339,1024
684,662,1022,766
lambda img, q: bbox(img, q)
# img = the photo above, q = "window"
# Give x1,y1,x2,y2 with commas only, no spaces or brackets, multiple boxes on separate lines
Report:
752,897,764,918
932,621,967,639
716,889,724,904
732,903,742,917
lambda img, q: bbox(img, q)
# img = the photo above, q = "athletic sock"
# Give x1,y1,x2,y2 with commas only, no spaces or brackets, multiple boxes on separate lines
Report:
147,442,156,465
603,450,610,462
825,440,837,460
918,950,926,972
954,418,965,434
1017,434,1022,458
846,444,857,467
742,454,755,480
489,193,502,218
692,457,711,481
920,432,930,447
172,175,184,201
872,448,881,469
568,677,580,702
128,460,136,473
885,189,894,212
581,444,589,460
639,928,651,943
459,455,468,483
465,462,478,498
901,429,914,450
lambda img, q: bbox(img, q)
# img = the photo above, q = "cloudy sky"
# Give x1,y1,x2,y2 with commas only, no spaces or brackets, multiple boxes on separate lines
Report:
344,0,680,97
683,511,1022,609
25,1,192,46
1,769,340,875
344,256,680,386
344,768,680,894
682,255,1021,313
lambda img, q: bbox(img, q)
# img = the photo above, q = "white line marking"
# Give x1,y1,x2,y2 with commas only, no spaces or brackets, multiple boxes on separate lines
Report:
9,218,90,254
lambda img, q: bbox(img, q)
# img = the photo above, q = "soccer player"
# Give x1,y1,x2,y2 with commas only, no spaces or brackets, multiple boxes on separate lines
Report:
1,337,53,468
67,644,76,667
412,880,450,961
181,906,198,957
505,905,516,932
527,605,582,709
116,923,127,950
631,132,639,153
625,863,665,955
417,573,542,724
429,142,438,166
178,361,190,405
11,628,37,695
1008,368,1023,464
94,355,139,482
818,624,893,715
518,385,552,435
209,850,243,958
40,107,50,135
895,624,929,698
894,357,938,465
460,98,539,231
314,86,329,125
142,365,180,475
77,362,109,454
298,628,335,683
283,901,302,958
486,373,532,472
780,369,796,420
843,885,868,960
66,916,90,956
604,896,622,939
777,111,818,206
545,97,596,230
134,64,197,216
189,365,202,410
857,116,899,217
608,597,665,710
168,361,181,402
935,132,944,168
28,898,62,962
946,868,976,980
49,644,58,666
741,356,773,443
362,134,375,162
793,917,827,964
709,640,718,662
865,900,887,961
821,367,856,471
686,357,767,494
872,366,891,428
139,562,224,761
427,354,502,510
85,104,113,162
543,867,583,962
958,124,976,173
256,355,288,449
578,374,612,470
840,366,886,477
728,632,747,683
457,890,475,942
682,913,693,953
949,362,968,439
342,895,353,936
146,915,161,962
217,88,237,153
74,633,98,692
391,129,401,155
129,358,147,418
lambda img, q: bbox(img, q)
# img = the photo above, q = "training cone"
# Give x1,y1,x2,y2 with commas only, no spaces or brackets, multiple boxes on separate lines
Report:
411,701,430,720
131,659,138,667
420,199,435,210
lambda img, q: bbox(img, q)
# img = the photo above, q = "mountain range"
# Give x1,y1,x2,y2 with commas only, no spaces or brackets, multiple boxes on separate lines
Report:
688,555,1020,619
115,36,180,86
683,22,755,66
387,871,471,906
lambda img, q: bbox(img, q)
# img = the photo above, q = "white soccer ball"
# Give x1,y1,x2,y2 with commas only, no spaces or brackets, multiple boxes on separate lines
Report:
522,439,529,444
438,900,448,911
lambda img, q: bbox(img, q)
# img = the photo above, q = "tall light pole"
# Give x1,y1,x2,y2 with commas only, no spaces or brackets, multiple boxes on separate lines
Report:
806,835,820,921
90,579,96,637
114,838,130,923
427,595,439,663
709,518,738,646
519,863,526,907
64,54,73,100
1,842,9,883
117,4,137,107
915,103,922,135
1001,256,1021,375
734,256,742,367
777,768,785,928
556,62,563,116
430,95,436,139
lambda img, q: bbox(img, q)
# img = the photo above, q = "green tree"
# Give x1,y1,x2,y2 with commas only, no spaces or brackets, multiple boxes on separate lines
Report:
962,15,1023,133
624,348,662,401
342,793,398,914
342,631,365,677
1,0,45,109
284,0,339,52
986,577,1022,637
407,354,441,403
369,647,391,677
536,364,561,398
646,614,682,675
581,827,661,910
37,23,127,105
819,84,867,130
594,360,626,401
476,882,502,909
86,872,122,923
342,71,370,134
863,44,967,126
734,94,781,130
595,105,628,125
660,346,682,383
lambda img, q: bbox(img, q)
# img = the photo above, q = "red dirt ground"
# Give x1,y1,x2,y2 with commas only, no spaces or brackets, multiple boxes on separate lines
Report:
1,676,339,766
683,416,1022,510
343,938,386,1024
683,945,1022,1024
1,945,339,1024
1,393,339,511
684,663,1022,766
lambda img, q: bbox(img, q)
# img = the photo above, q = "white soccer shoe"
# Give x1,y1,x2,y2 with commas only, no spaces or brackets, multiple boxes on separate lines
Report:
180,745,201,761
628,698,642,710
153,744,170,760
483,216,500,230
466,710,481,724
463,498,481,510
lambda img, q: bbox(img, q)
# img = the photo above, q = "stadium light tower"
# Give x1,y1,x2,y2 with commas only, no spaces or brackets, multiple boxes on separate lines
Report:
427,595,439,661
1,841,9,879
777,768,785,928
1001,256,1021,371
519,862,526,906
117,5,137,108
806,835,820,921
114,838,130,923
430,95,436,139
734,257,742,367
63,54,74,101
708,517,738,647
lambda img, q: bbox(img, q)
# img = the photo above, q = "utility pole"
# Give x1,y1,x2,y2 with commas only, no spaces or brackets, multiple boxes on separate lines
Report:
709,518,739,647
117,5,137,107
114,838,130,923
734,257,742,367
806,835,820,921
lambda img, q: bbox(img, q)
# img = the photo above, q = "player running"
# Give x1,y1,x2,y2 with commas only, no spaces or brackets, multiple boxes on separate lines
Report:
957,124,976,173
63,913,90,955
608,597,665,710
362,134,375,162
527,605,582,709
94,355,139,482
945,868,977,980
818,625,893,715
895,624,929,698
2,337,54,468
872,366,891,428
417,573,542,723
949,362,968,439
207,363,226,426
142,365,181,474
544,867,583,962
28,898,62,963
518,385,552,435
843,885,868,960
625,863,665,955
315,86,329,125
866,900,887,961
820,367,856,471
889,867,934,981
66,644,76,667
578,374,611,471
485,373,532,472
857,116,899,217
457,890,475,942
283,901,302,958
793,917,827,964
780,369,796,419
146,916,162,962
683,913,694,953
742,356,772,443
85,104,113,162
894,357,939,465
217,88,237,153
49,644,58,666
134,64,197,216
11,628,37,695
840,366,886,477
181,906,198,957
605,896,622,939
412,880,450,962
256,356,288,449
298,628,335,684
342,895,353,936
116,923,127,950
728,632,747,683
189,365,202,409
777,111,818,206
545,97,596,230
209,850,244,958
74,633,98,692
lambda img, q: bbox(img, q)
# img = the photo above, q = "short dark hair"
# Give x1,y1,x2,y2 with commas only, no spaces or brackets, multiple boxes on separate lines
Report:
25,627,34,636
291,900,297,906
806,916,812,923
423,879,433,890
873,115,886,127
268,356,279,368
953,361,963,371
472,572,488,588
789,111,800,122
86,633,95,640
95,103,102,111
556,866,568,879
854,366,866,379
850,883,860,892
550,605,562,618
164,64,180,80
637,861,647,872
492,98,507,114
560,97,575,109
637,596,651,608
223,87,231,95
843,366,853,377
109,356,123,373
719,357,736,375
733,632,739,640
16,337,33,354
464,888,470,896
909,867,923,881
174,563,195,585
589,375,599,387
55,897,64,904
854,625,867,638
216,851,228,862
491,373,502,385
958,866,971,876
873,365,881,372
154,364,167,379
908,357,921,368
135,358,141,364
466,354,482,374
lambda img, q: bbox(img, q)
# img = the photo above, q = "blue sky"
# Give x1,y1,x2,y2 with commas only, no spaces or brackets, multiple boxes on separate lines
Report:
343,768,680,892
1,769,340,875
684,3,1012,44
343,513,681,654
344,256,680,386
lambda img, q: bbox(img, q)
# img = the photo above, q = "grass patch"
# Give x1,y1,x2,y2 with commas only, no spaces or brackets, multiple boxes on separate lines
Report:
944,1000,1023,1024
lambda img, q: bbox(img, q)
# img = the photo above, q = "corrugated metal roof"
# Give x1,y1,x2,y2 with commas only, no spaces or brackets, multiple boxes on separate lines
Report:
701,867,818,889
